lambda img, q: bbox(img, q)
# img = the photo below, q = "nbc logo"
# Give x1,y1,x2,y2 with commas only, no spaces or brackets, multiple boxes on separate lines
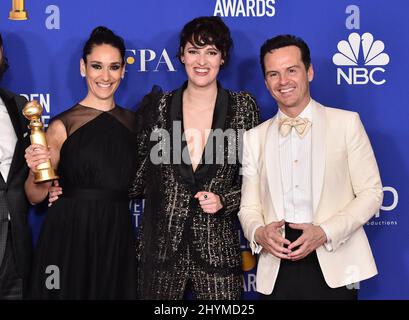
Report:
333,33,390,85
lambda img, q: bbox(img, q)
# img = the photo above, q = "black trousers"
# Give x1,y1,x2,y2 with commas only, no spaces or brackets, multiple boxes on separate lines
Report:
262,223,357,300
0,226,23,300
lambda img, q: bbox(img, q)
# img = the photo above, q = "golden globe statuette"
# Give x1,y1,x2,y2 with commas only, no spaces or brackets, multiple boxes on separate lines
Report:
22,100,58,183
9,0,28,20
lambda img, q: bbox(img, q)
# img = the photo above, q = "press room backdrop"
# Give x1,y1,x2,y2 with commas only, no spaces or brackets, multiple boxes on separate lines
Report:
1,0,407,299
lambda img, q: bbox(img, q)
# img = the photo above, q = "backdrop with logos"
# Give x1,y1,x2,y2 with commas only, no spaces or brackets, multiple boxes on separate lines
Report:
1,0,407,299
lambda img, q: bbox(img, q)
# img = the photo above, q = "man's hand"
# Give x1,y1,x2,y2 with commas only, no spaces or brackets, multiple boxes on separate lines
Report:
287,224,327,261
255,220,291,259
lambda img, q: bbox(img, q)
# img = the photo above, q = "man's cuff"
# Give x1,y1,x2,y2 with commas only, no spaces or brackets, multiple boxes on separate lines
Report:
250,224,263,254
319,224,333,252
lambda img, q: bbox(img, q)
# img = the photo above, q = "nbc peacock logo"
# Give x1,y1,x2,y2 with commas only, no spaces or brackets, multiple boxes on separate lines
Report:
333,32,390,85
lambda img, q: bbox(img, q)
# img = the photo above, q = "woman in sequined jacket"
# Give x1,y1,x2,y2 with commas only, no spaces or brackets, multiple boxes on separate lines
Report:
129,16,260,300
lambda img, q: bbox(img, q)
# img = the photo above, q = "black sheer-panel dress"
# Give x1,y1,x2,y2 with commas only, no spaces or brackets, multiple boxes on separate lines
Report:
29,104,138,300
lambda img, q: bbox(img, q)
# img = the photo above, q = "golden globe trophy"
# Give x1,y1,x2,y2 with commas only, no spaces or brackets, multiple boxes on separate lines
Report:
22,100,59,183
9,0,28,20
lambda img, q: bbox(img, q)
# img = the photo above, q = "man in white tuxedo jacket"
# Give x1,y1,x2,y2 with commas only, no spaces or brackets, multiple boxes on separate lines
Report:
238,35,383,299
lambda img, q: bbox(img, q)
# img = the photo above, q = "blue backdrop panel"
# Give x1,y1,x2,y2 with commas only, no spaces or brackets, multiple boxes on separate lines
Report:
1,0,407,299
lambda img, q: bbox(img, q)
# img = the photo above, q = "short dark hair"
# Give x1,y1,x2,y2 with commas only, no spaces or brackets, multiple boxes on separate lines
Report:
82,26,126,65
177,16,233,68
259,34,311,77
0,33,10,79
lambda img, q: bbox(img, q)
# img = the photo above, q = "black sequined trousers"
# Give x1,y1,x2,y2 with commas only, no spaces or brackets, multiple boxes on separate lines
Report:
148,246,242,300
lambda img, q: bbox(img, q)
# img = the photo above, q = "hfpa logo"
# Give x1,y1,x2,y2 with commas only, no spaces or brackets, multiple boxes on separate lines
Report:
126,49,176,72
333,33,390,85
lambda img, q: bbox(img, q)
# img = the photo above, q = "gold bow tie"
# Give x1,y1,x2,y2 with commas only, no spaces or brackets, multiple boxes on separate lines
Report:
279,116,311,138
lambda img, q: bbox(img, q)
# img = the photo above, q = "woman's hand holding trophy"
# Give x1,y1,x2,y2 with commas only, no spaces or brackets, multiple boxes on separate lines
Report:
23,100,59,183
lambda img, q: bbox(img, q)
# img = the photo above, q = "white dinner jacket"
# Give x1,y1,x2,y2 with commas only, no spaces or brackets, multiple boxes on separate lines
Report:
238,99,383,293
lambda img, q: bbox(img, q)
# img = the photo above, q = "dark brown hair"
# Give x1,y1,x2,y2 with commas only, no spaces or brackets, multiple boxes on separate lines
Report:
82,26,126,65
0,33,10,79
260,34,311,77
177,16,233,68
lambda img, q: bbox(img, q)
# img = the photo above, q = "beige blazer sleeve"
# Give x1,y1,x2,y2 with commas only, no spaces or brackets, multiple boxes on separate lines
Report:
319,112,383,251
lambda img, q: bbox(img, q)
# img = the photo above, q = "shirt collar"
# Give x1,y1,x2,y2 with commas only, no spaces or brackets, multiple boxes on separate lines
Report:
0,97,6,111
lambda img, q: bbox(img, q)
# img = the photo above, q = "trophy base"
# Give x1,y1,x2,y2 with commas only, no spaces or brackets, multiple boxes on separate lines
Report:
9,11,28,20
34,169,59,184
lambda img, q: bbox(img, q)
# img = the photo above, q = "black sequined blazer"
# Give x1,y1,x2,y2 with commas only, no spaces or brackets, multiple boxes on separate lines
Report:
130,82,260,288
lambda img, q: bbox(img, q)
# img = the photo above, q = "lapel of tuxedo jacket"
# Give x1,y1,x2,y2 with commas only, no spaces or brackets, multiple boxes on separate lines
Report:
311,100,326,215
0,89,26,184
169,81,229,190
0,169,5,188
264,115,284,221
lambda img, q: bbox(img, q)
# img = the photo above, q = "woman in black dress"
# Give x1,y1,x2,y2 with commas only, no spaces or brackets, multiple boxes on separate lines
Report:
24,26,137,299
130,16,260,299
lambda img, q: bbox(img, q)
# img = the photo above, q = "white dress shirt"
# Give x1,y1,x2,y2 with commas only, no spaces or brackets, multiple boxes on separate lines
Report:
0,97,17,182
278,101,313,224
278,100,332,249
252,100,331,254
0,97,18,221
